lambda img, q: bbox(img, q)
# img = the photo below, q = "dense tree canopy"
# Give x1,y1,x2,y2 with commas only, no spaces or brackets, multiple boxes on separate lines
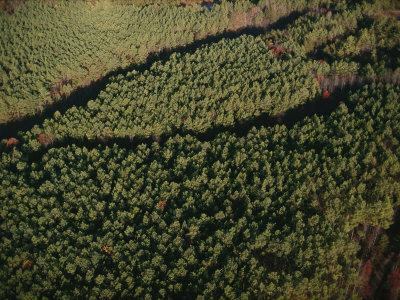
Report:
1,84,399,298
0,0,252,123
1,0,322,123
27,34,320,142
0,0,399,298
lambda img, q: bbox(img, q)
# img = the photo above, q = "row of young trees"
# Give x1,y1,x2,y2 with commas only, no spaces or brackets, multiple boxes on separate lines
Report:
24,34,322,144
0,0,262,123
1,0,330,124
1,84,399,298
2,0,387,124
17,0,399,146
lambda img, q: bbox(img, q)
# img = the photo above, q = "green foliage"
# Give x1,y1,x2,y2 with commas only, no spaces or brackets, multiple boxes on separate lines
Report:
0,0,263,123
1,84,399,298
1,0,384,124
0,0,399,298
29,34,319,142
323,17,400,61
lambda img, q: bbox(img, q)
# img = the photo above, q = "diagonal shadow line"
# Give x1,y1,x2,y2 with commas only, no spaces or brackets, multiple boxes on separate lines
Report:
0,9,307,140
23,83,367,164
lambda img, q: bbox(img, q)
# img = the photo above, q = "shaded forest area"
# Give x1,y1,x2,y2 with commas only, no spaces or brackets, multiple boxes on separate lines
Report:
0,0,309,123
1,0,400,299
0,10,305,140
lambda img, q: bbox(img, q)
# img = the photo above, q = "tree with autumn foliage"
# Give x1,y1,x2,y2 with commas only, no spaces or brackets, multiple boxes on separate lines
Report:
6,138,18,148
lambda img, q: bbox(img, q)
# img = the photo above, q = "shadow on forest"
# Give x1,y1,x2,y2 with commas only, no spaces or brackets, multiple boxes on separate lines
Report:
24,82,368,164
308,24,400,71
0,9,306,140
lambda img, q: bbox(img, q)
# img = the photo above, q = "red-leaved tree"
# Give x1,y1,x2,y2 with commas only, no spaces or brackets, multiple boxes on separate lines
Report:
322,90,330,99
6,138,19,148
158,200,167,210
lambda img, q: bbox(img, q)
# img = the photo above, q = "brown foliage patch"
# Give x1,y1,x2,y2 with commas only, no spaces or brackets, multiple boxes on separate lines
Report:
363,260,372,278
322,90,330,99
6,137,18,148
102,246,112,255
37,134,55,147
22,259,33,270
270,47,285,59
389,268,400,288
158,200,167,209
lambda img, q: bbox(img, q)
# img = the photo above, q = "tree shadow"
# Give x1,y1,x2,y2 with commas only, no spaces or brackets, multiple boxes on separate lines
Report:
21,82,371,164
0,9,306,140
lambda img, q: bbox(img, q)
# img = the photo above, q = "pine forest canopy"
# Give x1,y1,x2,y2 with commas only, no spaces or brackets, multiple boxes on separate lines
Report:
1,84,400,298
0,0,400,299
3,0,391,124
26,34,321,143
15,0,400,146
0,0,315,124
